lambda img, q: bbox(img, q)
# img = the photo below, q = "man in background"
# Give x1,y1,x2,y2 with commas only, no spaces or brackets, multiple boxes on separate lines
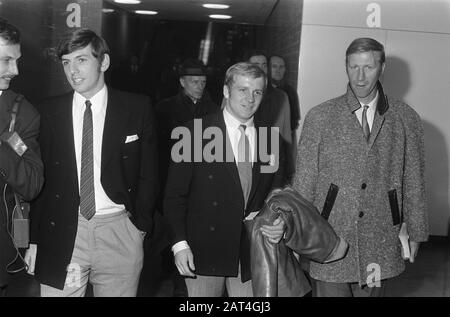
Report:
269,54,301,164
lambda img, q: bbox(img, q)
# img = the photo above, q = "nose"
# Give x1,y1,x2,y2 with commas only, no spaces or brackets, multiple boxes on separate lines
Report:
247,91,255,103
9,60,19,76
357,68,365,81
69,62,79,74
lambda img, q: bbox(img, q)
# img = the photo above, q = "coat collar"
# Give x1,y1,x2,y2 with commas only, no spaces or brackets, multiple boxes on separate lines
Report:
345,81,389,115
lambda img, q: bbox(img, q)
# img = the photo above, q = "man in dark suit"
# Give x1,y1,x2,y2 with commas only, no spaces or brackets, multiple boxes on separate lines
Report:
155,58,218,296
0,20,44,297
24,29,158,297
164,62,287,296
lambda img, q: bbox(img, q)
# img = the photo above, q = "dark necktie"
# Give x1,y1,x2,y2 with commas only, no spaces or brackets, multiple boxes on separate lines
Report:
361,105,370,142
79,100,96,220
237,125,252,208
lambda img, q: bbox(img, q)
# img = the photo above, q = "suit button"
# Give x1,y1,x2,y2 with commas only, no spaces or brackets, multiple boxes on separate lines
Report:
359,211,364,218
212,201,218,207
50,221,55,226
122,155,128,159
208,174,213,179
55,161,60,166
128,188,132,192
55,194,60,199
361,183,367,189
210,226,215,231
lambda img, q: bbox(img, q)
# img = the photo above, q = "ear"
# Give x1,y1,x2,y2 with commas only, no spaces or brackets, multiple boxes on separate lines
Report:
179,77,185,88
223,85,230,99
100,53,110,72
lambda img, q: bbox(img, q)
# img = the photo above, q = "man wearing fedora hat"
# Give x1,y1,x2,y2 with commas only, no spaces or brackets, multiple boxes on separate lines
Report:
155,58,218,295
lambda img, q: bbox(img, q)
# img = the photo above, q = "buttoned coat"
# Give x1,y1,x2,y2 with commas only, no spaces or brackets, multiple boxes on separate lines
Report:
294,82,428,284
164,111,286,282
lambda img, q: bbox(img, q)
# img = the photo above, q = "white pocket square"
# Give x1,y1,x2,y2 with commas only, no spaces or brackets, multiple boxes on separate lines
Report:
125,134,139,143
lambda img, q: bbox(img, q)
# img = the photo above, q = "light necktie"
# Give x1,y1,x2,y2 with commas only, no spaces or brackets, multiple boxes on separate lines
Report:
361,105,370,142
237,125,252,208
79,100,96,220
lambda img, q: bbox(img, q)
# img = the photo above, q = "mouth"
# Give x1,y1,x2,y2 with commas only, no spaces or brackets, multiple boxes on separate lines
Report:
71,78,84,85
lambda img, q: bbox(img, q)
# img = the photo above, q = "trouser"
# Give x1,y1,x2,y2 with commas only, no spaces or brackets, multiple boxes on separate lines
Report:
40,210,144,297
185,264,253,297
312,278,387,297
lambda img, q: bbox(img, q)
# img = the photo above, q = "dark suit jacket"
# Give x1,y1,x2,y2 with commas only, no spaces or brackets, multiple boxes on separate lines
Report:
164,111,286,281
0,90,43,287
31,88,158,289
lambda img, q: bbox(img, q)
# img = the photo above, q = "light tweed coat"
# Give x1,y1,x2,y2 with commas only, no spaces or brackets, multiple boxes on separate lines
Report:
294,82,428,285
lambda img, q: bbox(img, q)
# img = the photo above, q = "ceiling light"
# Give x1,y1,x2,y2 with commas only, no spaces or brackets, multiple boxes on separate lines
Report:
203,4,230,9
135,10,158,15
102,8,115,13
209,14,232,19
114,0,141,4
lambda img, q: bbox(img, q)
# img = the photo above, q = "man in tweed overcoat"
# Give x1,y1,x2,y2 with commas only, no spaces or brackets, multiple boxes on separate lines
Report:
294,38,428,297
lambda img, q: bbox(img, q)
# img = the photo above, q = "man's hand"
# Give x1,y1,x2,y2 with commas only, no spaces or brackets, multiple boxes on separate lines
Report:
24,243,37,275
409,241,420,263
174,248,196,277
260,217,286,244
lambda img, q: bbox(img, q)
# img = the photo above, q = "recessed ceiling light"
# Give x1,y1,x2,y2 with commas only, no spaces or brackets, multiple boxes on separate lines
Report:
114,0,141,4
135,10,158,15
203,4,230,9
209,14,232,19
102,8,115,13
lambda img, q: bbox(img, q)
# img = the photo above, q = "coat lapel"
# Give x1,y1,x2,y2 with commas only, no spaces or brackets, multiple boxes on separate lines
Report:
51,93,79,191
101,89,129,172
368,82,389,149
218,113,243,200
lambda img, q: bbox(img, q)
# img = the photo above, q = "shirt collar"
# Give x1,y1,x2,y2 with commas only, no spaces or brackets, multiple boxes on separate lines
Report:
359,90,379,111
223,106,254,130
74,85,107,111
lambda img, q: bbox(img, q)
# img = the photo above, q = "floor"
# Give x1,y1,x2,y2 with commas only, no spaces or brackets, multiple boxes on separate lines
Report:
4,213,450,297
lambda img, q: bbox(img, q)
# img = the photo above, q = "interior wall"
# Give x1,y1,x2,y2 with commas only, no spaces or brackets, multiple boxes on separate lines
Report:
1,0,103,102
298,0,450,236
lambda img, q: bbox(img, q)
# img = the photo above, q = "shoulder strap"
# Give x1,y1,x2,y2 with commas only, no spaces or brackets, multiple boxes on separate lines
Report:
9,94,24,133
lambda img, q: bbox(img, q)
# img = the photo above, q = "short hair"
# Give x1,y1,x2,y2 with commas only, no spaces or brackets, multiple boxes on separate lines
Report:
345,38,385,64
0,19,20,44
244,49,268,62
57,28,109,62
224,62,267,89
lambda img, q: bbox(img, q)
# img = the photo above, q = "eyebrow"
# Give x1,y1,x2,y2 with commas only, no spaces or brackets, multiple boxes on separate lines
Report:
62,53,90,61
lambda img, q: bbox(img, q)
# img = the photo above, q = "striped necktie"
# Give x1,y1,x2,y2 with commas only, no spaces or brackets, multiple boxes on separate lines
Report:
79,100,96,220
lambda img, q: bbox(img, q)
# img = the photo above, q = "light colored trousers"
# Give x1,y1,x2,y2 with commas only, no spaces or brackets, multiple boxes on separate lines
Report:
185,264,253,297
40,210,144,297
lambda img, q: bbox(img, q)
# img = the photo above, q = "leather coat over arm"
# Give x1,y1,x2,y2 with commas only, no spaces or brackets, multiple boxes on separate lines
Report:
246,187,348,297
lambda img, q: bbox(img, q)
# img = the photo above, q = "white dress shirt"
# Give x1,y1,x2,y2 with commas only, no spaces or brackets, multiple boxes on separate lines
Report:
172,108,257,255
355,91,378,131
72,85,125,215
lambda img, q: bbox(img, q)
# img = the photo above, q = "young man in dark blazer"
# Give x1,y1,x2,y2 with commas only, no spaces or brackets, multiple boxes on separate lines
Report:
25,29,158,297
0,20,44,297
164,62,287,296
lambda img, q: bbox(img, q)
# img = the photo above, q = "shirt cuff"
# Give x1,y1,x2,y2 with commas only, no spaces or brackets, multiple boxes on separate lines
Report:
172,240,190,255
